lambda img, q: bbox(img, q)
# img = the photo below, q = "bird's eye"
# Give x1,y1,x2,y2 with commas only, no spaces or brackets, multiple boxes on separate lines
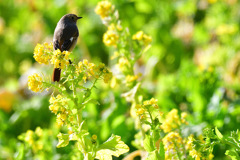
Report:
72,17,74,20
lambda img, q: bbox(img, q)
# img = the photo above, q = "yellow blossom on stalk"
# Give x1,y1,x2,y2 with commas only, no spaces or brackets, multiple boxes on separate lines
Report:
92,134,97,140
111,51,119,60
132,31,152,45
186,135,194,150
28,73,44,92
95,1,112,19
117,57,130,72
126,75,138,83
160,109,181,133
189,149,202,160
103,71,112,83
163,132,184,160
35,127,43,137
24,130,34,145
33,42,53,64
181,112,188,124
103,29,119,46
50,49,71,69
75,60,112,83
143,98,158,106
56,113,67,127
49,94,69,114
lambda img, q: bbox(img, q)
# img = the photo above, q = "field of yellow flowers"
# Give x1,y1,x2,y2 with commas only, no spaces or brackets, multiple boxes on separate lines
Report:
1,0,240,160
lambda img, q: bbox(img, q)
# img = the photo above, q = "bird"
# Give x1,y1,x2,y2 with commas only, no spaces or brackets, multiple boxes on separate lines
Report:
52,14,82,82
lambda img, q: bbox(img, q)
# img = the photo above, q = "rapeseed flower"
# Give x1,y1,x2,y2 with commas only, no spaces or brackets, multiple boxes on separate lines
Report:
95,1,112,19
132,31,152,45
33,42,53,64
50,49,71,69
28,73,43,92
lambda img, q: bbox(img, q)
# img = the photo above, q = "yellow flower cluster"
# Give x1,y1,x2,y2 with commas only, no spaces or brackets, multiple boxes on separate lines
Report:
117,57,131,73
135,98,159,119
95,1,112,19
20,127,44,153
126,75,138,84
28,73,43,92
103,25,119,46
186,135,214,160
76,59,112,83
33,42,53,64
132,31,152,45
56,112,67,127
49,94,69,114
163,132,183,160
49,94,71,127
160,109,188,133
50,49,71,69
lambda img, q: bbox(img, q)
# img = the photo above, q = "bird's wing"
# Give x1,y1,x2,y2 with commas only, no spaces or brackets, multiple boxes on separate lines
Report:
61,36,78,51
53,39,60,51
60,24,79,51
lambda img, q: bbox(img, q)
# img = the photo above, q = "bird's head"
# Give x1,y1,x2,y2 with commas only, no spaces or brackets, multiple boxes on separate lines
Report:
62,14,82,23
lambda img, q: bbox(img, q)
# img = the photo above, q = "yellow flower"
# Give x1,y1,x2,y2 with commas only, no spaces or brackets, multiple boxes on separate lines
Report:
132,31,152,45
103,71,112,83
24,130,34,145
33,43,53,64
49,94,69,114
103,29,119,46
160,109,181,133
50,49,71,69
126,75,138,83
92,134,97,140
28,73,43,92
136,108,145,116
163,132,183,159
111,51,119,60
189,149,202,160
181,112,188,124
95,1,112,19
117,57,130,72
132,31,144,40
56,113,67,127
143,98,158,106
35,127,43,137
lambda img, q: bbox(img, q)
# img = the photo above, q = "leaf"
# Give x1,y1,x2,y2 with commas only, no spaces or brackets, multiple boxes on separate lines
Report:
96,134,129,160
56,133,69,148
143,134,155,152
146,150,161,160
226,150,240,160
82,98,100,105
121,83,141,102
159,141,165,159
215,127,223,140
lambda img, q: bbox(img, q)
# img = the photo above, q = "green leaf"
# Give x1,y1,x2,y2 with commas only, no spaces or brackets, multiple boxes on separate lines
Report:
14,143,25,160
82,98,100,105
121,83,141,102
159,141,165,159
143,134,155,152
146,150,162,160
96,134,129,160
56,133,69,148
215,127,223,140
226,150,240,160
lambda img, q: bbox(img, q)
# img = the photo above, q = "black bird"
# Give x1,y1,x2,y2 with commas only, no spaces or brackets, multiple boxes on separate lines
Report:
52,14,82,82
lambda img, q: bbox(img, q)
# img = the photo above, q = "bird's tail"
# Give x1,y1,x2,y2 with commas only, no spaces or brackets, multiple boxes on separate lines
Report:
52,68,61,82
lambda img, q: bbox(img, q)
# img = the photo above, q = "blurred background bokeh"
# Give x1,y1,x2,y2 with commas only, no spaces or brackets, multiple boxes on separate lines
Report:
1,0,240,159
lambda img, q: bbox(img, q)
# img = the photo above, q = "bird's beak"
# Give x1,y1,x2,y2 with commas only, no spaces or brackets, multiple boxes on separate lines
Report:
77,17,83,19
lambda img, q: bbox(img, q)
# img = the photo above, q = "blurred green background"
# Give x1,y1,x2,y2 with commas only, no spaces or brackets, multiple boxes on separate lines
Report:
1,0,240,159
